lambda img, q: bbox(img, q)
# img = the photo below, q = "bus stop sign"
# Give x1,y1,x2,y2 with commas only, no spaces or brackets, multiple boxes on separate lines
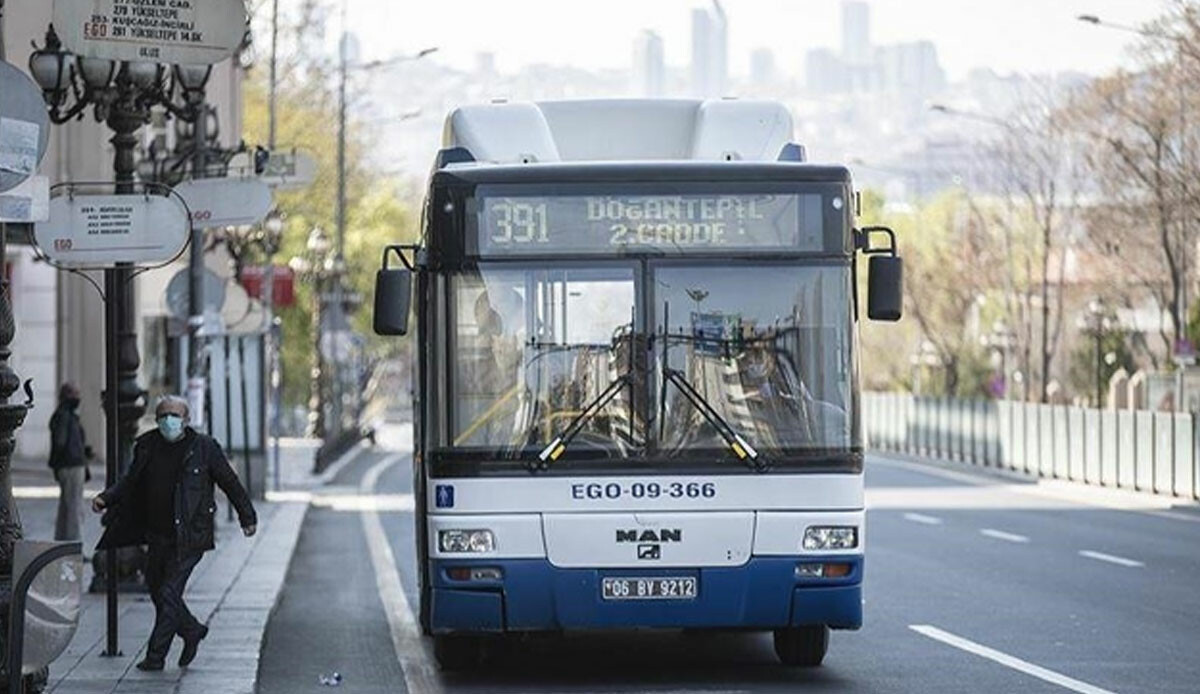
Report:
52,0,248,65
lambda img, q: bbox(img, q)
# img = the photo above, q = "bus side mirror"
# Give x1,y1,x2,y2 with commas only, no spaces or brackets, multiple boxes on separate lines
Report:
868,255,903,322
373,246,415,336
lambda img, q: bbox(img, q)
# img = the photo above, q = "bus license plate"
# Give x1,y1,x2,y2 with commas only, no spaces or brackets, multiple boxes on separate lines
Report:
601,577,697,601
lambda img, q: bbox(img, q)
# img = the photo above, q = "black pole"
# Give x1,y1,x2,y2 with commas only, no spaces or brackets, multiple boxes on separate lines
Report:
100,67,151,656
268,0,279,150
238,336,252,498
331,0,349,439
224,336,234,522
187,101,208,428
102,270,119,657
1095,332,1103,409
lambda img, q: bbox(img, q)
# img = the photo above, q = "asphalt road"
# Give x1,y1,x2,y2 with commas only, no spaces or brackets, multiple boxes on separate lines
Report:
258,427,1200,693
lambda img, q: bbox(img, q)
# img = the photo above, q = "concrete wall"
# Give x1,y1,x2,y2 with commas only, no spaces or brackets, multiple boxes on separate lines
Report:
9,247,58,459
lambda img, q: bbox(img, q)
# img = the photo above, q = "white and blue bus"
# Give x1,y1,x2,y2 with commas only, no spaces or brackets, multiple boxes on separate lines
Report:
373,99,903,670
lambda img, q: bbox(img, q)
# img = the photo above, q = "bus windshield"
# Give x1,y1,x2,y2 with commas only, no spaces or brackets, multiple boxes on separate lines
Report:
446,261,857,466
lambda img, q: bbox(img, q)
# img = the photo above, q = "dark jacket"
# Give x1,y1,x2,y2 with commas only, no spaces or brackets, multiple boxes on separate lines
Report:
49,406,87,470
96,428,257,553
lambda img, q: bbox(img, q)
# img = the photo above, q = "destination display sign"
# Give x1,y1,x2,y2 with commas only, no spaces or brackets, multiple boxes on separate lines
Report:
35,193,190,268
478,194,822,255
53,0,247,65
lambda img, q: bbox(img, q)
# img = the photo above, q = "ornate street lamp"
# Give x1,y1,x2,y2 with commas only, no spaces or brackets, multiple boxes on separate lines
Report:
1079,299,1114,408
290,227,337,440
981,321,1018,400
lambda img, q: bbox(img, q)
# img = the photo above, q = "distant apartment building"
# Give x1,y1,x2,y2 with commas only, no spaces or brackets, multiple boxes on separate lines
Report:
841,0,871,66
690,1,728,97
633,30,666,97
877,41,947,97
805,48,847,96
807,0,946,100
750,48,777,87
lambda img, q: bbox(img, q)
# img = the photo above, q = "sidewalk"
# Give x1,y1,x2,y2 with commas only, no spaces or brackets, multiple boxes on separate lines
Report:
11,436,329,694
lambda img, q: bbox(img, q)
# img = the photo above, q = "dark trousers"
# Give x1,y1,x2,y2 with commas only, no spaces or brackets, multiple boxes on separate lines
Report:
145,543,205,659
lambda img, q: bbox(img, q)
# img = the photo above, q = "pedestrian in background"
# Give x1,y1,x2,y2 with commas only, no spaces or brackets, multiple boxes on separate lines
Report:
49,382,92,541
92,395,257,672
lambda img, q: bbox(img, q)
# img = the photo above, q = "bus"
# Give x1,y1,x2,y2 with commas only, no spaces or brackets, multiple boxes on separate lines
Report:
372,99,903,670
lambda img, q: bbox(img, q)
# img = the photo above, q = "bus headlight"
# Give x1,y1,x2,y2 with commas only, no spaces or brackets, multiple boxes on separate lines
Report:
802,526,858,550
439,529,496,553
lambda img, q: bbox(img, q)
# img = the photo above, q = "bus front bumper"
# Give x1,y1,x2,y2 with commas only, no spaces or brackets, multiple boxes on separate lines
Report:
429,556,862,634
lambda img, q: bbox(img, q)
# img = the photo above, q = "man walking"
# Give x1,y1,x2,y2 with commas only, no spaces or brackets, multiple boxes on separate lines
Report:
92,395,257,672
49,382,92,541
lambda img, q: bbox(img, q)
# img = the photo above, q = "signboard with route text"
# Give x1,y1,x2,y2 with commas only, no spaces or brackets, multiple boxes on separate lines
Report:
174,178,272,228
52,0,248,65
34,193,190,268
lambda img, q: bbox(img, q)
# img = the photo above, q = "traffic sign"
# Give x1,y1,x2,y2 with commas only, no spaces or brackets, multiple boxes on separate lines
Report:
52,0,248,65
227,150,316,190
165,267,228,320
34,192,190,268
0,61,51,194
174,178,272,228
0,176,50,223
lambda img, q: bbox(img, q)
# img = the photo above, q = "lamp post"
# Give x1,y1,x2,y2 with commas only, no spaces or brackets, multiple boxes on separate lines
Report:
29,24,215,657
1079,299,1112,408
261,211,284,488
290,227,337,440
0,0,30,614
331,2,435,439
909,340,944,396
981,321,1018,399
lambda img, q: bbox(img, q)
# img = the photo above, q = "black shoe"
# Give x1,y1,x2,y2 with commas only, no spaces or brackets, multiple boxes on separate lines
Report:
136,658,165,672
179,625,209,668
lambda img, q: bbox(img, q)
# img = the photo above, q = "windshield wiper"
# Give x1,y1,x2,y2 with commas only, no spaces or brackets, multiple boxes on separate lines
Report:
660,366,769,472
655,301,767,472
532,373,633,471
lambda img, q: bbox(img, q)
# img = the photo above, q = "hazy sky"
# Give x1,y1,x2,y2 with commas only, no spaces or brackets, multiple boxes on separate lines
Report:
342,0,1170,80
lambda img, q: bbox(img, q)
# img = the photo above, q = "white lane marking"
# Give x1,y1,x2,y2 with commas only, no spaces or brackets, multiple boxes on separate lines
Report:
315,493,414,512
903,512,943,525
14,486,67,499
1079,550,1144,568
360,455,444,694
910,625,1118,694
980,528,1030,543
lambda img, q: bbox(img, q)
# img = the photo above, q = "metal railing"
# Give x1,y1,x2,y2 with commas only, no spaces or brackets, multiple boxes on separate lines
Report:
863,392,1199,501
4,541,83,693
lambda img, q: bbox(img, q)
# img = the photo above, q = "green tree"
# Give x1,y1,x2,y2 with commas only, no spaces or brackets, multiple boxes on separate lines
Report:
238,32,419,415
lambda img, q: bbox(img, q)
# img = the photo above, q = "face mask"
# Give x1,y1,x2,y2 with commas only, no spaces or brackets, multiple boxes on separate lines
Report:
158,415,185,442
64,397,81,410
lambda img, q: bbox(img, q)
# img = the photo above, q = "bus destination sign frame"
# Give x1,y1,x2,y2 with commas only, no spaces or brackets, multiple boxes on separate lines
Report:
477,193,824,256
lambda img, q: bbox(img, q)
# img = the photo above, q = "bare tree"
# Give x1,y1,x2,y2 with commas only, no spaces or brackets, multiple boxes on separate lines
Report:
1067,2,1200,362
982,79,1088,402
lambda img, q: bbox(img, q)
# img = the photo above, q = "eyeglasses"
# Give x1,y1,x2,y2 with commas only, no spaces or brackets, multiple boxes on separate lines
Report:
155,413,185,422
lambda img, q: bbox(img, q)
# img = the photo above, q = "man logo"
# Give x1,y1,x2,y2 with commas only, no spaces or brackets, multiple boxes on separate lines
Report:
616,529,682,543
638,544,661,560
